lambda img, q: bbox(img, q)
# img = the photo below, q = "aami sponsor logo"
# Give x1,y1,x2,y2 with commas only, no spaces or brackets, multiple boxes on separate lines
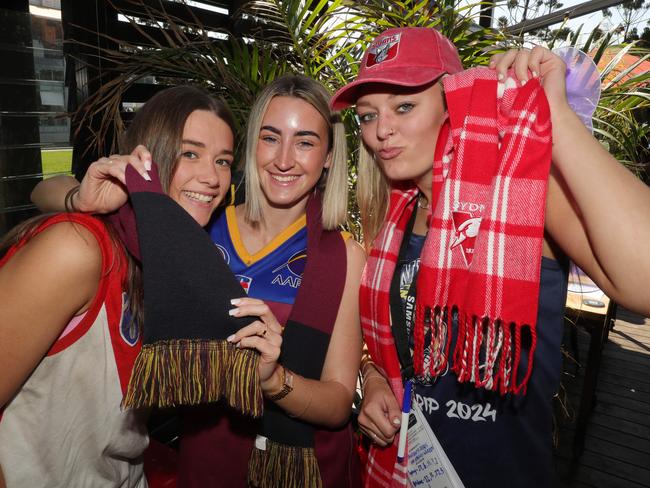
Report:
271,250,306,288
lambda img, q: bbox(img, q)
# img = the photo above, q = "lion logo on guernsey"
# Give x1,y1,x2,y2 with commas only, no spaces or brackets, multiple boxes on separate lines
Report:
237,275,253,294
120,292,140,346
366,33,401,67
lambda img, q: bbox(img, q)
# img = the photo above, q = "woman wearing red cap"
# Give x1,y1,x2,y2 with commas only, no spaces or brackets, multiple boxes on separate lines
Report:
331,27,650,487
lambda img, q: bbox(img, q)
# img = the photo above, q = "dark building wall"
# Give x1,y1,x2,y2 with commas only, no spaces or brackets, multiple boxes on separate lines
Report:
0,0,43,235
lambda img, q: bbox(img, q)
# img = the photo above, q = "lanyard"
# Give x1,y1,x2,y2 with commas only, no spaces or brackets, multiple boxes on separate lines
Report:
388,203,420,382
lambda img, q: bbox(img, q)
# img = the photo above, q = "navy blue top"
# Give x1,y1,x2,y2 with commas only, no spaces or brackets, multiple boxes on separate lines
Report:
398,234,568,488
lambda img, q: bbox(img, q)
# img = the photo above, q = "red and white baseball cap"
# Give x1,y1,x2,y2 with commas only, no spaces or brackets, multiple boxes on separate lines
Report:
330,27,464,110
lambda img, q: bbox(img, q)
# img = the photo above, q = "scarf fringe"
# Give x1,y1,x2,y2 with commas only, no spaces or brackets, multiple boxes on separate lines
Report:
418,306,537,395
122,339,263,416
414,306,452,381
248,439,322,488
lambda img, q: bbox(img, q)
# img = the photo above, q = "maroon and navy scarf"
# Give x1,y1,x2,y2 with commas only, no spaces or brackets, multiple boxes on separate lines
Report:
111,163,263,416
248,192,348,488
360,68,553,486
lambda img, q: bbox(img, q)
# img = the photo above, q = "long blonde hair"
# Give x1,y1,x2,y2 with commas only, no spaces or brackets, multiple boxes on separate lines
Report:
357,141,390,246
243,74,348,230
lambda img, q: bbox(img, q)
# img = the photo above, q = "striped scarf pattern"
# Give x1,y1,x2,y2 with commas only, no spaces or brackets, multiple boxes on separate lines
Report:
360,67,553,487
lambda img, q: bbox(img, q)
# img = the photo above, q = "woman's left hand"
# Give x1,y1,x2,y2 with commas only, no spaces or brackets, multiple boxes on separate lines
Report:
227,298,283,384
489,46,569,112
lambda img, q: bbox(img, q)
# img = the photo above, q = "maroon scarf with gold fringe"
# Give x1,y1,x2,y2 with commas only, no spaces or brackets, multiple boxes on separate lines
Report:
111,163,263,417
247,192,347,488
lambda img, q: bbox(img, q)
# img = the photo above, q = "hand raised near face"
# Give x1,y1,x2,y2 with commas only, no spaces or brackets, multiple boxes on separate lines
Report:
75,145,153,214
489,46,569,113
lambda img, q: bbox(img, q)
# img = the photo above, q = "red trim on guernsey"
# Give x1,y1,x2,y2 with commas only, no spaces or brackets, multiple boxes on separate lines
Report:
0,214,138,394
44,215,122,355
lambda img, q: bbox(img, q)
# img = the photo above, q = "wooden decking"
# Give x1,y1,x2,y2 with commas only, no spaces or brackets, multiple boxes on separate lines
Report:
555,306,650,487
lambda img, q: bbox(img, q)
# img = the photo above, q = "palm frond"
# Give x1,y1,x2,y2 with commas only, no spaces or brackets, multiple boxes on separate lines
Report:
68,0,648,217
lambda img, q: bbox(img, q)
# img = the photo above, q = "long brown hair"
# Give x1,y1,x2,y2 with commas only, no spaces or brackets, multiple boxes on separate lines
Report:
2,85,236,329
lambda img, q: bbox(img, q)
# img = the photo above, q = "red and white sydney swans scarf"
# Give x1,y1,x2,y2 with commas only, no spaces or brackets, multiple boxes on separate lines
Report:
360,67,553,487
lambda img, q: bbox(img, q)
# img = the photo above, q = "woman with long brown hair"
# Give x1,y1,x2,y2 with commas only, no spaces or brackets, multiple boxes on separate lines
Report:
0,85,236,487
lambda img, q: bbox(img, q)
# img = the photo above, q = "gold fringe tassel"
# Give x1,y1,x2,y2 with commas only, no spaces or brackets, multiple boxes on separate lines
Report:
122,339,263,417
248,439,322,488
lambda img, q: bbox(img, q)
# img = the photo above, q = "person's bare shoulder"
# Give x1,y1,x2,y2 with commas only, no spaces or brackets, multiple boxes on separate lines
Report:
344,236,367,269
31,220,103,271
5,219,104,302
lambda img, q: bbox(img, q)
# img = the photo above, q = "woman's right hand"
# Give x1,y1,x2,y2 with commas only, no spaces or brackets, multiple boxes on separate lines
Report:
74,145,153,214
225,297,283,386
489,46,569,116
358,370,402,447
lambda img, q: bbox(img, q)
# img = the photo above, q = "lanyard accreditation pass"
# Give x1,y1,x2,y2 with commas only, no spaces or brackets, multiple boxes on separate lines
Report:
387,200,465,487
406,400,465,488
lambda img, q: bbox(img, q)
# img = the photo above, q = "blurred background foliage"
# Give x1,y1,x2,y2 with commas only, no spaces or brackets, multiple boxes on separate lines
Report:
71,0,649,235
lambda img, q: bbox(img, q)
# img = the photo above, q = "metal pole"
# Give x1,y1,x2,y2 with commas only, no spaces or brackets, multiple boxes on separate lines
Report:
505,0,628,34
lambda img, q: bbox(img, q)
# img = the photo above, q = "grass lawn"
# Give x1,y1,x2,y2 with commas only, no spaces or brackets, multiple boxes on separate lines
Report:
41,148,73,178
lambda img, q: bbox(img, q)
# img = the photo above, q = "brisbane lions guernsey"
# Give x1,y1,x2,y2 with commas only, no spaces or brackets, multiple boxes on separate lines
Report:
185,206,358,488
208,206,307,323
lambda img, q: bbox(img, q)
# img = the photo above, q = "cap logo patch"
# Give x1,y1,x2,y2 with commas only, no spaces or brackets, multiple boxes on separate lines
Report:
366,33,401,68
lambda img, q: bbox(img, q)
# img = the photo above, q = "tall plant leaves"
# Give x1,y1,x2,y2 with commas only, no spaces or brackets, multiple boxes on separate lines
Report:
70,0,649,207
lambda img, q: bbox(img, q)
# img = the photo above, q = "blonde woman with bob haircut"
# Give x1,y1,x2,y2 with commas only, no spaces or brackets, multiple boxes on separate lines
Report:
243,74,349,230
32,74,365,488
180,73,365,488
